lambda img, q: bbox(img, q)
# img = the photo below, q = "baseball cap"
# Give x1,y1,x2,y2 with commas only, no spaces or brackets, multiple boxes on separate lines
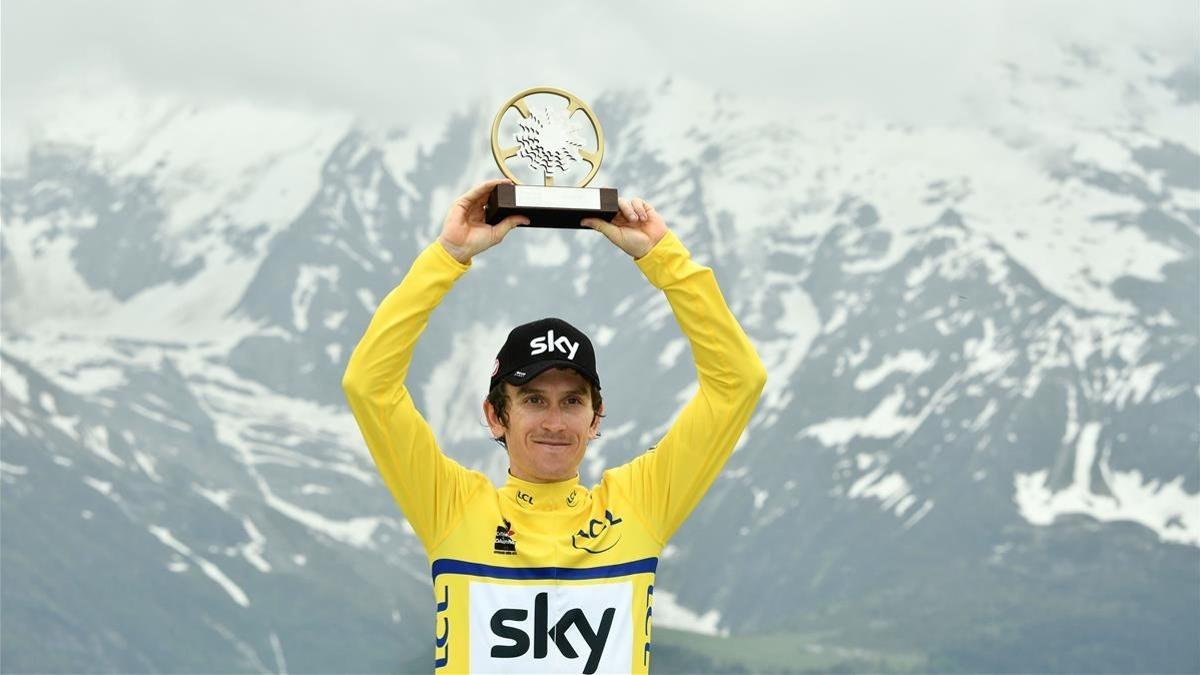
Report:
490,318,600,392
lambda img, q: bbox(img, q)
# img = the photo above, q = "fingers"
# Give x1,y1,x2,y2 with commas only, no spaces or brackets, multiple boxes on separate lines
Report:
582,217,650,259
617,198,638,222
581,217,616,238
456,178,511,211
478,214,528,255
631,198,649,221
617,197,652,221
494,214,529,238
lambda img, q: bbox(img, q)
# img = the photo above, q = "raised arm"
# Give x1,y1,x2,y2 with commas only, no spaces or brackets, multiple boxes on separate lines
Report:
585,200,768,543
342,179,527,551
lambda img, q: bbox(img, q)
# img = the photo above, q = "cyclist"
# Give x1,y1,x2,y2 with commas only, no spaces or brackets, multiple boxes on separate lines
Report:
343,178,766,673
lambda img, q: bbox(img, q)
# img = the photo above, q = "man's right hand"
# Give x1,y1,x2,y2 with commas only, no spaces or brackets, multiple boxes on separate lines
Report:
437,179,529,264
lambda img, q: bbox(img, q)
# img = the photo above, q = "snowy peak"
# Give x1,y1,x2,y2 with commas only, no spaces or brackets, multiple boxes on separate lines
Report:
2,42,1197,672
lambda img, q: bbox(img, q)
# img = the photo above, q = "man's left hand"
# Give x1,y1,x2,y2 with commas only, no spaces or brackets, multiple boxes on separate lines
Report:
582,197,668,259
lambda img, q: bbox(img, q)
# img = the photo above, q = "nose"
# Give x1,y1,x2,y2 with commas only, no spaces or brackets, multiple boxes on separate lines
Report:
541,405,566,432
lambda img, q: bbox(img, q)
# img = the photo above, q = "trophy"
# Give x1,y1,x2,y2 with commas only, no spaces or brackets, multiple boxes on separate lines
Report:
485,86,618,229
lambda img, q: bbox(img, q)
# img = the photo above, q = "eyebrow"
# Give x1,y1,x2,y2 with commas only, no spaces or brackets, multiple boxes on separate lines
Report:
515,385,589,397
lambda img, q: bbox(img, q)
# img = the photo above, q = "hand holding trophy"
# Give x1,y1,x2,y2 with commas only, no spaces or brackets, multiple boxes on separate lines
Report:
485,87,619,229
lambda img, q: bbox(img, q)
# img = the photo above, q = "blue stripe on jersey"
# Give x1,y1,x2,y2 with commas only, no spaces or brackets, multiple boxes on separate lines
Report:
431,557,658,582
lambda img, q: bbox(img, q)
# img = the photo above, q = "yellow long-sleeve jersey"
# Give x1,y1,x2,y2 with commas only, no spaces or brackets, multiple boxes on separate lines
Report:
343,230,766,674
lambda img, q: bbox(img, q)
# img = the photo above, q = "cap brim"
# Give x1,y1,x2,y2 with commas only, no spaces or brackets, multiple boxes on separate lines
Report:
504,360,600,390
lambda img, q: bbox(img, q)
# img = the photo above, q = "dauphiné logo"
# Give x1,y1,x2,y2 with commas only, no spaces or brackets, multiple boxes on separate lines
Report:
529,329,580,360
470,582,632,674
493,519,517,555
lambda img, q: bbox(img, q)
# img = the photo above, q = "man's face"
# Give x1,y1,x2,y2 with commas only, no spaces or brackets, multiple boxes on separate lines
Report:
484,368,602,483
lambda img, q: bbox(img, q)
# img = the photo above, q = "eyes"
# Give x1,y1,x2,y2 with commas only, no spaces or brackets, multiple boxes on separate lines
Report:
520,394,586,407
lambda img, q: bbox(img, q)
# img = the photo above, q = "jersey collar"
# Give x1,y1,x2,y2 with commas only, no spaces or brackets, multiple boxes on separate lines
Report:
501,472,587,511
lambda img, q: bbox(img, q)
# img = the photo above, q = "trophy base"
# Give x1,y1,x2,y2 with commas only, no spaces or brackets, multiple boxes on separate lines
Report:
485,184,618,229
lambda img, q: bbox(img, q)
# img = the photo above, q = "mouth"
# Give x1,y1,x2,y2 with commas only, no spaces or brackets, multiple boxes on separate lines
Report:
533,440,573,449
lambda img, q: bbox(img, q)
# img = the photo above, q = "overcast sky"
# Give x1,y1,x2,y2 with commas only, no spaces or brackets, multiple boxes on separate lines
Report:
2,0,1197,167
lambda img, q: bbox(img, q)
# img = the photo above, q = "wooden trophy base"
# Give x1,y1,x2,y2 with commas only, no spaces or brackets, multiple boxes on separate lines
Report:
485,183,618,229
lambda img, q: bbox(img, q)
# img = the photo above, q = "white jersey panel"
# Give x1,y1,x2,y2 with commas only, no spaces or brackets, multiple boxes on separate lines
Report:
468,581,633,674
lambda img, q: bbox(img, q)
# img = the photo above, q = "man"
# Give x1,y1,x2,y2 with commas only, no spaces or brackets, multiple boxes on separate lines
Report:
342,178,766,674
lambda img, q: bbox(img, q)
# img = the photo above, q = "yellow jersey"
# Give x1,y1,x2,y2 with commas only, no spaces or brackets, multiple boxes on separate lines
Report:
343,230,766,673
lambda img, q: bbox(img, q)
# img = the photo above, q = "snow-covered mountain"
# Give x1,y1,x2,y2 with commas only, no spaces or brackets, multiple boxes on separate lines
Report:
2,43,1197,673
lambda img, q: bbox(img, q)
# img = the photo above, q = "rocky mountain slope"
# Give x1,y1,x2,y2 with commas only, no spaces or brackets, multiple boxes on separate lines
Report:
2,43,1197,673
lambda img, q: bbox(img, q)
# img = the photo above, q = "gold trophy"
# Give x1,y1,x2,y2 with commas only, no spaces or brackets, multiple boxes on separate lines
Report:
485,86,619,229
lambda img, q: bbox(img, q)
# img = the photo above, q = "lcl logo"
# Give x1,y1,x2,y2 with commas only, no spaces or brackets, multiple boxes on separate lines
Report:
571,510,623,554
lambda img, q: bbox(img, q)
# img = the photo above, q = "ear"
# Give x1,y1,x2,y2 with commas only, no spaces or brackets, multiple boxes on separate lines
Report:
589,402,604,438
484,398,507,439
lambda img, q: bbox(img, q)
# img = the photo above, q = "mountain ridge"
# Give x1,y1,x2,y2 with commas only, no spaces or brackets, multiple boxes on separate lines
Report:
3,44,1197,672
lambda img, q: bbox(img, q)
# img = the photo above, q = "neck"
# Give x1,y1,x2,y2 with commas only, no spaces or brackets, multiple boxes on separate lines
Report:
507,468,578,484
501,471,585,511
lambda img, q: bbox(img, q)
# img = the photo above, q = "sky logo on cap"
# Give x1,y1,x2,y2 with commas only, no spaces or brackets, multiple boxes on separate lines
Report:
529,329,579,360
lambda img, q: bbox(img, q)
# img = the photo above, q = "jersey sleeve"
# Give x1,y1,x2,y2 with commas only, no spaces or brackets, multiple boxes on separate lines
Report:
341,240,483,552
604,231,768,544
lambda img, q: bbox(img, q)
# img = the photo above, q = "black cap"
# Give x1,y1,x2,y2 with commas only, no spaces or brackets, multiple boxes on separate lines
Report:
490,318,600,392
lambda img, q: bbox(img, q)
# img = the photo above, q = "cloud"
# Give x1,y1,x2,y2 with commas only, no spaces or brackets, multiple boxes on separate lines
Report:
3,0,1196,166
